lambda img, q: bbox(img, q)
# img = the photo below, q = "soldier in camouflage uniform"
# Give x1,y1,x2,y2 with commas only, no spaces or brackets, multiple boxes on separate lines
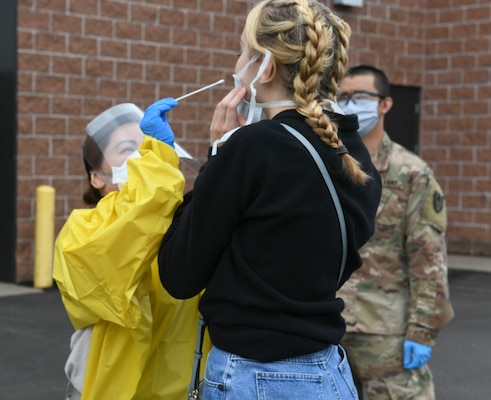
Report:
336,65,454,400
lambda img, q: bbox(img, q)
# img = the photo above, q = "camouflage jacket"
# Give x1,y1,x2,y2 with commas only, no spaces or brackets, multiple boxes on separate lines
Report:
338,133,454,346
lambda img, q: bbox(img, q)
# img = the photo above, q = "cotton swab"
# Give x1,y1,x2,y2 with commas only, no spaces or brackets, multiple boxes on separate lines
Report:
176,79,225,101
171,79,225,171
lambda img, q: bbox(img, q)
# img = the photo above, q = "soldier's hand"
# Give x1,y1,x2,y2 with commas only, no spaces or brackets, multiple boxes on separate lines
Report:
403,339,432,369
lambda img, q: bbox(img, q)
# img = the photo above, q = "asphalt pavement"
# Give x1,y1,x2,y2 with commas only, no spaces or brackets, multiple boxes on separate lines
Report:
0,255,490,399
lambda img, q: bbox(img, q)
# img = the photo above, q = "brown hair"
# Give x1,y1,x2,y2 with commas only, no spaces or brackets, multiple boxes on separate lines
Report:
81,135,106,206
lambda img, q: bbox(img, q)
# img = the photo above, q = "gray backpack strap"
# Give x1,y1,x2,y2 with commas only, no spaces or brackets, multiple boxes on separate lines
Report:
188,313,206,399
281,123,347,286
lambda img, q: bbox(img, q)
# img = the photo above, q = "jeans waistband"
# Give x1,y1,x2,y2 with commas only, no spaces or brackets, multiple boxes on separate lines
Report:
229,344,340,364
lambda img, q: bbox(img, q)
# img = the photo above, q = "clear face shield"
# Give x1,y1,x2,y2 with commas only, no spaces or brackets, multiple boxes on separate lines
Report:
83,103,145,188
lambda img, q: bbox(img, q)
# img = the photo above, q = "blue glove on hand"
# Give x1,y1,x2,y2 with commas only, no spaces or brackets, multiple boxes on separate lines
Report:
140,97,178,148
403,339,432,370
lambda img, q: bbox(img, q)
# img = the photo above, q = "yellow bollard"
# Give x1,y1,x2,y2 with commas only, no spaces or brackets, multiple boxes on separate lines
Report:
34,185,55,288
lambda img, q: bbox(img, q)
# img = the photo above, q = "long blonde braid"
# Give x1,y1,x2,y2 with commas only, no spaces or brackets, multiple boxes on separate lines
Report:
245,0,369,184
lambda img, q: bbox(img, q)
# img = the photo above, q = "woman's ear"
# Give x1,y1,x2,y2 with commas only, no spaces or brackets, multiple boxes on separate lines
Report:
90,172,106,190
260,60,276,84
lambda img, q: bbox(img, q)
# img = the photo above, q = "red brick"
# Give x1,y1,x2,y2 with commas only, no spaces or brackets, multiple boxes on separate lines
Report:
426,26,451,40
117,62,144,80
37,0,66,11
18,9,50,30
18,95,50,114
159,9,185,26
462,195,488,209
129,81,157,100
462,163,488,178
158,46,184,64
17,115,34,135
463,101,487,115
461,132,486,146
214,15,237,33
36,33,66,52
98,79,128,98
188,11,211,31
131,4,159,23
18,31,34,49
85,18,114,37
143,63,168,82
52,97,83,116
145,26,171,43
116,22,143,40
36,75,66,94
101,1,128,20
225,1,248,15
100,40,128,58
36,117,66,135
17,157,34,176
69,0,98,15
52,56,83,75
130,43,158,61
450,86,475,100
68,77,97,96
36,157,66,176
201,1,224,12
86,59,114,77
52,14,82,34
173,66,199,84
69,37,98,56
477,148,491,162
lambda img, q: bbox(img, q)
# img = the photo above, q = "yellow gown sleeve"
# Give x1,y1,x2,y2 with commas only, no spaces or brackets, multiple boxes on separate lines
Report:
53,136,184,330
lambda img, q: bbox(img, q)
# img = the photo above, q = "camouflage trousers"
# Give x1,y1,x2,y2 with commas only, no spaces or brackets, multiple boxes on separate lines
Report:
341,333,435,400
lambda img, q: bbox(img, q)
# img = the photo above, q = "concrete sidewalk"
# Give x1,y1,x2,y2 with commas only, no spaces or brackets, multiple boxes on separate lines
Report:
447,254,491,273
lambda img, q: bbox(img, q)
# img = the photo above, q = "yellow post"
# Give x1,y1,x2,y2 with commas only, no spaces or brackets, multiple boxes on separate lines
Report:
34,185,55,288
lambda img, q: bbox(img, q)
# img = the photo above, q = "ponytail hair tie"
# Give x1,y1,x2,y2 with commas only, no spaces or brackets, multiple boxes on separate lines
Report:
336,145,349,156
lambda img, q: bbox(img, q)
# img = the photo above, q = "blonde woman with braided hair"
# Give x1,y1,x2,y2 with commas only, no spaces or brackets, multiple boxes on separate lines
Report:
149,0,381,398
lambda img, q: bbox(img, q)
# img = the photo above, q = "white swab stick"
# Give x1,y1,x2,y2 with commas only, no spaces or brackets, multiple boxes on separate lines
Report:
176,79,225,101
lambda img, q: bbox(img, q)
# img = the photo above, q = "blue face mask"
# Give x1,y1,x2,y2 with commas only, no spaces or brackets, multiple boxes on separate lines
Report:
339,99,379,137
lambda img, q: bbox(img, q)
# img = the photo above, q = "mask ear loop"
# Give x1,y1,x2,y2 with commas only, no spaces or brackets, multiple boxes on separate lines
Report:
233,54,260,82
245,50,272,125
212,51,273,156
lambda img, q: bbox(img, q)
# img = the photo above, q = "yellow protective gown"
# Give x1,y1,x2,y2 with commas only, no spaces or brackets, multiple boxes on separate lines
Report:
53,136,208,399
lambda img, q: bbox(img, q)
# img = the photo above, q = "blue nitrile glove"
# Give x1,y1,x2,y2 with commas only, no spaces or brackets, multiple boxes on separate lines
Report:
140,97,178,148
403,339,432,370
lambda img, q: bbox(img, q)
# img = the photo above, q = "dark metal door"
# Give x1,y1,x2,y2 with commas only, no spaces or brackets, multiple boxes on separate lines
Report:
385,85,421,154
0,0,18,282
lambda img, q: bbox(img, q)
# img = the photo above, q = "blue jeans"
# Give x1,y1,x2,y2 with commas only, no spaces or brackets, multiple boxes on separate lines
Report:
202,345,359,400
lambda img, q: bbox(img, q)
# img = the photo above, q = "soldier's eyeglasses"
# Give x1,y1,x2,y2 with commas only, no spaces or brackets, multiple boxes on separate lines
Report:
336,91,386,106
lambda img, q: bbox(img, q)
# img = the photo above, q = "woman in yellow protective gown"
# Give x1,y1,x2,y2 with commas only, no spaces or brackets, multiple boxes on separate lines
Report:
53,102,207,399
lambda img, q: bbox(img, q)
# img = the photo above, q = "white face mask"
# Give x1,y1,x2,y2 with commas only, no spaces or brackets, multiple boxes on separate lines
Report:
211,50,297,156
339,99,379,137
233,50,296,125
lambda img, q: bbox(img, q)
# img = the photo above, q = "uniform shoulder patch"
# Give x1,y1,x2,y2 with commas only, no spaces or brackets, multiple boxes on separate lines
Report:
421,177,447,232
433,191,444,213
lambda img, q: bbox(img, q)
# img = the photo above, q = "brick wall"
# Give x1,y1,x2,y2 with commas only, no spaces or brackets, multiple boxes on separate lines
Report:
16,0,491,281
335,0,491,256
16,0,254,281
422,0,491,255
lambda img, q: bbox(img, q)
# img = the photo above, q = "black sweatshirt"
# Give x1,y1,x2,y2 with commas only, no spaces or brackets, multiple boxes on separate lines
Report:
159,109,381,361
